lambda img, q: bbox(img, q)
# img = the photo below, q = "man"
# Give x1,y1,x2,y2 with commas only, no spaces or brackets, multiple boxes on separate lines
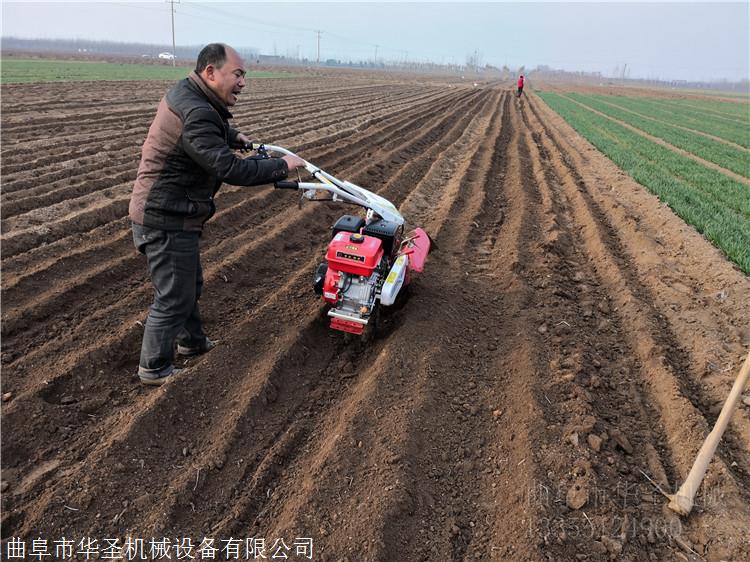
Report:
129,43,304,385
517,74,525,97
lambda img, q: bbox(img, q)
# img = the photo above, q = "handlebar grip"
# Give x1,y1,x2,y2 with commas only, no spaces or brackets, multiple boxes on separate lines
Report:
274,180,299,190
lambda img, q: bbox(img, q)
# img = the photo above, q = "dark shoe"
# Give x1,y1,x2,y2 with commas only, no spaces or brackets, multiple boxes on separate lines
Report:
176,337,217,357
139,365,181,386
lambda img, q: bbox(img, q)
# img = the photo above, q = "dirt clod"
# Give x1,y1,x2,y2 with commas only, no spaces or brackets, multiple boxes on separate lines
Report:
566,481,588,510
609,428,634,454
601,536,623,559
587,434,603,452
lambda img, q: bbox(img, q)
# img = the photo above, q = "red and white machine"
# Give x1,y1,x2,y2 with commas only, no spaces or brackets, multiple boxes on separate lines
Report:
258,144,432,336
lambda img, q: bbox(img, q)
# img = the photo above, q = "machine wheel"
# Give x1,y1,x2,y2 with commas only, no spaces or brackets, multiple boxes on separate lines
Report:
390,283,411,310
362,303,382,342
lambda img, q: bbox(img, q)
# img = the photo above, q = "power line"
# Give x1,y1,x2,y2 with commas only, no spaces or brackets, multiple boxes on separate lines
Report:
143,2,463,67
110,2,171,15
177,1,439,63
181,1,313,34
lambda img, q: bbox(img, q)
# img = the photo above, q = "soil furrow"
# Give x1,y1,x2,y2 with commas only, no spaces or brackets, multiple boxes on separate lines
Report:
0,88,479,371
0,85,490,528
522,93,750,557
527,94,750,484
3,74,749,561
516,95,683,560
1,88,479,367
0,87,447,193
0,88,473,258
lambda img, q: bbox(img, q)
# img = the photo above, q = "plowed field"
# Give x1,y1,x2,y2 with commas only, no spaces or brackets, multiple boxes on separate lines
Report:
2,73,750,561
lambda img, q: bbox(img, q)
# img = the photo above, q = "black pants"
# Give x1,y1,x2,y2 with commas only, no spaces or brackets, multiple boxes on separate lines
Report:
132,223,206,373
517,86,523,97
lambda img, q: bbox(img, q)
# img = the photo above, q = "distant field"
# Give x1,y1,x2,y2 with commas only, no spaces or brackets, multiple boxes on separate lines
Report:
565,93,749,177
670,88,750,100
0,59,290,83
538,91,750,274
655,97,750,122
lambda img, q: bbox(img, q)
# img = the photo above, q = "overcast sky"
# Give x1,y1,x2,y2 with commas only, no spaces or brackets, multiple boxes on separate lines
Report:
2,1,748,81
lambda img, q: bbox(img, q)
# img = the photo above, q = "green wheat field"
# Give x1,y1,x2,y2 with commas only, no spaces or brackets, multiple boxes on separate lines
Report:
538,91,750,274
1,59,289,83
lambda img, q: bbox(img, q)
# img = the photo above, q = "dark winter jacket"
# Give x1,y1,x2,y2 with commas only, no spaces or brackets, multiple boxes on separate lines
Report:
129,71,288,231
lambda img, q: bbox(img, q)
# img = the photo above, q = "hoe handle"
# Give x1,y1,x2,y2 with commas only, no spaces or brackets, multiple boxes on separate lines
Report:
668,350,750,515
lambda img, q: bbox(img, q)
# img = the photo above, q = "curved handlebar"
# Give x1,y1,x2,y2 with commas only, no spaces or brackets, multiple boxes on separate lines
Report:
255,143,404,224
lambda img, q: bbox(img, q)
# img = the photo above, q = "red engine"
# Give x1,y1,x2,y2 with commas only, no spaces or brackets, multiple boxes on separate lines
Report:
313,214,428,336
322,231,384,306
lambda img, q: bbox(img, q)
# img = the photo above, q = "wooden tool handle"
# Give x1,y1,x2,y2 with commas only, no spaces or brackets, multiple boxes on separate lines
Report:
668,350,750,516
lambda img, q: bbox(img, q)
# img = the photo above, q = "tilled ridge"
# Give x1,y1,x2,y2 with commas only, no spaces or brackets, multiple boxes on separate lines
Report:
2,76,748,562
523,92,750,559
2,79,500,544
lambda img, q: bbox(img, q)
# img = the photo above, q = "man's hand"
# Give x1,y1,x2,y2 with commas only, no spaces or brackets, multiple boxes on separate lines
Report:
235,132,253,151
282,154,306,171
234,133,304,172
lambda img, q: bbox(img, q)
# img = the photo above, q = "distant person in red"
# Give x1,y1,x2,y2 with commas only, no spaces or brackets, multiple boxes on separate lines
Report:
517,75,524,97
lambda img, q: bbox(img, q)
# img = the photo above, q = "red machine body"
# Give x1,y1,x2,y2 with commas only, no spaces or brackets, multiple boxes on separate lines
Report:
261,144,432,338
326,231,384,276
402,227,431,274
322,231,384,308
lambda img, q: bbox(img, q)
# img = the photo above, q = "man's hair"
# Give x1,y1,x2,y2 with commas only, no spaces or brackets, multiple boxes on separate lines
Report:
195,43,227,73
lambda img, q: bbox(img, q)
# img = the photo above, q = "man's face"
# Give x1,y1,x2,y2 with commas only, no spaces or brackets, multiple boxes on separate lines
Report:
203,48,246,107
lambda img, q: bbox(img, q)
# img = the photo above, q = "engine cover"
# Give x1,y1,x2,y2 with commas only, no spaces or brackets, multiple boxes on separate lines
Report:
326,232,384,276
363,219,403,257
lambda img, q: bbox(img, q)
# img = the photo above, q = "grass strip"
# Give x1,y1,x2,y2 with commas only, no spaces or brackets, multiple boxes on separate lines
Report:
590,95,749,148
567,93,749,177
538,91,750,274
663,98,750,121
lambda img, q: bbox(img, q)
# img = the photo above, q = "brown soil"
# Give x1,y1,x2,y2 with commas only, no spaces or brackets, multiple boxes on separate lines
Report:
2,73,749,561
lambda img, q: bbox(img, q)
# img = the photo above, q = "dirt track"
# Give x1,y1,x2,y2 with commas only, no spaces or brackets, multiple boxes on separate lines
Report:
2,72,750,561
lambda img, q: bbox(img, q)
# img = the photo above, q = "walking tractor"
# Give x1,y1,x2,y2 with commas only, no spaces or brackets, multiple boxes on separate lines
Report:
255,144,432,336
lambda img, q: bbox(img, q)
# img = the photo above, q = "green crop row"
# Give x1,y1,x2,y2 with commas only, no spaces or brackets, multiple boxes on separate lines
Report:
662,97,750,121
538,91,750,275
0,59,289,83
587,95,749,149
564,93,749,178
668,88,750,100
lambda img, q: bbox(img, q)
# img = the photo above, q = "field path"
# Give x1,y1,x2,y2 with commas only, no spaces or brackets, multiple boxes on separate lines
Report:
2,73,749,561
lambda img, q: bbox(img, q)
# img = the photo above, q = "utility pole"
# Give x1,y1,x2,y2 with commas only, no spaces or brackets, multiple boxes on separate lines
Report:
316,30,321,64
169,0,178,67
374,44,379,63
